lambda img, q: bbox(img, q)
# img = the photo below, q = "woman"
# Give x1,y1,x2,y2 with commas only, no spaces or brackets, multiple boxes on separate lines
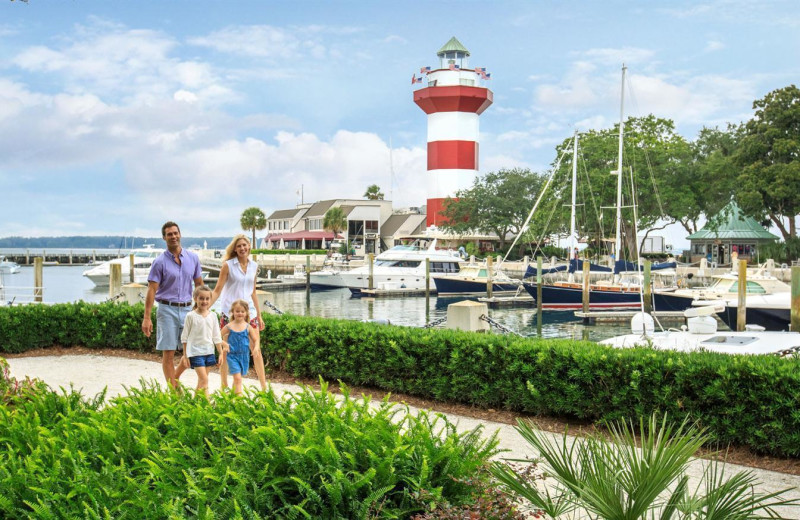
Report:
210,234,267,390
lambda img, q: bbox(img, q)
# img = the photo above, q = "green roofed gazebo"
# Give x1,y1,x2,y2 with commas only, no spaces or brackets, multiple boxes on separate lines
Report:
687,200,778,265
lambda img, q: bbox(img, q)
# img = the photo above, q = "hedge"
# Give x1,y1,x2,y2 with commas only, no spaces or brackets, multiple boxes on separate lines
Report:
1,302,799,457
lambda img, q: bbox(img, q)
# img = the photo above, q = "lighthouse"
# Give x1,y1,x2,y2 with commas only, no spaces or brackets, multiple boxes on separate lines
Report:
414,37,493,227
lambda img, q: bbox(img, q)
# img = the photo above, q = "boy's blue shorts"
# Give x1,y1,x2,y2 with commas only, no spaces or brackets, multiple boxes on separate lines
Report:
189,354,217,368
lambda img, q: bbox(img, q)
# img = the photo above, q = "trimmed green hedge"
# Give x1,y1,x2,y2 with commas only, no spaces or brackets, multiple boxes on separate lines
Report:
1,302,799,457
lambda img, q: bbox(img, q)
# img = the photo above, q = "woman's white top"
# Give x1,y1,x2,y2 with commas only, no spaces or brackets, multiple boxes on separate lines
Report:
181,310,222,357
219,257,258,315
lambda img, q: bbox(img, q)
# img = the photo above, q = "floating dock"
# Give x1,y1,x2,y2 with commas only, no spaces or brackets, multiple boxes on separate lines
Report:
357,288,436,298
478,295,536,308
574,309,687,324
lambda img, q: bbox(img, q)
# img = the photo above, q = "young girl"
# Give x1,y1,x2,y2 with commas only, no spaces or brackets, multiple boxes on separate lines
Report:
177,285,228,395
220,299,261,395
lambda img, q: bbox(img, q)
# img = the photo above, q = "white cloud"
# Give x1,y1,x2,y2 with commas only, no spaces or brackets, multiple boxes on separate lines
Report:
704,40,725,52
187,25,308,60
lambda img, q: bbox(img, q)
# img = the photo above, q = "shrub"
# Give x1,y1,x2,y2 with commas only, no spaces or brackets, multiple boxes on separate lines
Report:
491,414,799,519
0,378,498,518
2,303,800,457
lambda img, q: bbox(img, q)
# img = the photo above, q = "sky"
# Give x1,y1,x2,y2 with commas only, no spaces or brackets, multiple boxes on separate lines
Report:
1,0,798,248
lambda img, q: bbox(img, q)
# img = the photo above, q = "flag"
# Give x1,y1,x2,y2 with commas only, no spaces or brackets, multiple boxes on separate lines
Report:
411,74,422,84
420,66,431,74
481,72,492,80
474,67,486,74
448,63,460,71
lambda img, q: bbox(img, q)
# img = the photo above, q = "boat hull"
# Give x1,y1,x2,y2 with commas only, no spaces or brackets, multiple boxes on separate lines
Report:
433,277,519,295
523,282,642,310
651,291,700,312
717,306,791,331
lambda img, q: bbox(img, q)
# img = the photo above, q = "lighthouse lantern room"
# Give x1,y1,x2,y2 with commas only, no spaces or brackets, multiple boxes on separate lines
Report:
414,37,493,227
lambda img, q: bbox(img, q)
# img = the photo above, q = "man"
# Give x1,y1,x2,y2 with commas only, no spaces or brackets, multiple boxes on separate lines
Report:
142,221,204,388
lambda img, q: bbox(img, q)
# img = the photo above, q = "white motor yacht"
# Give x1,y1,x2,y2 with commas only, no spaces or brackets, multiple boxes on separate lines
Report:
338,239,463,295
82,244,163,287
308,253,357,289
0,256,21,274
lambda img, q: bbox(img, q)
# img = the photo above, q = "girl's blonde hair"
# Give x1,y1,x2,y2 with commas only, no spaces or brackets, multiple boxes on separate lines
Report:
192,285,213,310
229,299,251,322
224,234,251,261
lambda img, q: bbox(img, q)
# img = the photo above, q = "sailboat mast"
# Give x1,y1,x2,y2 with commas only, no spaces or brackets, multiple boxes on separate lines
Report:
614,64,627,262
570,131,578,260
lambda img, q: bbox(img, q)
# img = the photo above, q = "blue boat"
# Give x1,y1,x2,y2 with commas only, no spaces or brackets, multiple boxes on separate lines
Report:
433,264,520,295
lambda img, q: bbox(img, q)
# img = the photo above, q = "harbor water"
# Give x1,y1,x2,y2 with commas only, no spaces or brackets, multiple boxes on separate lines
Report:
1,264,636,342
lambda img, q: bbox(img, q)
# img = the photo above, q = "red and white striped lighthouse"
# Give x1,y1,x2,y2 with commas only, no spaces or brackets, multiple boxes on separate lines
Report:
414,37,493,227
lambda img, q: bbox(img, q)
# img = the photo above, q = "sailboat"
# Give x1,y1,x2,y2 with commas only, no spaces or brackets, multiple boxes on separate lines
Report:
521,66,679,310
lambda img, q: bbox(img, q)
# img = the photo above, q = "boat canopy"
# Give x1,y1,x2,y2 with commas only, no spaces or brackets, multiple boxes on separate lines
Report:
613,260,676,274
524,264,568,278
568,259,613,273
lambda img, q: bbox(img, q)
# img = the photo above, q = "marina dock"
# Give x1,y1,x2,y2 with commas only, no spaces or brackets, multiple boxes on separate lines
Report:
574,309,687,324
478,295,536,308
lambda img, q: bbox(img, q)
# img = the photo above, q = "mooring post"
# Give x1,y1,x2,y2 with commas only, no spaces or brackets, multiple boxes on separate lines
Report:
306,255,311,293
425,257,431,321
536,256,543,333
582,259,590,316
129,253,135,283
110,264,122,300
643,260,652,314
791,266,799,333
33,257,43,302
737,259,747,331
368,253,374,290
486,255,493,299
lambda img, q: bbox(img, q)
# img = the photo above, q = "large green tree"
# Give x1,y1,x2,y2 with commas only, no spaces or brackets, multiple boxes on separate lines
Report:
240,207,267,247
322,207,347,236
683,124,741,233
439,168,547,250
363,184,384,200
546,115,696,255
734,85,800,239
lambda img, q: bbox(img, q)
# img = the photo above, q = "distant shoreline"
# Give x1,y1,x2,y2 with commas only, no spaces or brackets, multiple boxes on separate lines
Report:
0,236,232,249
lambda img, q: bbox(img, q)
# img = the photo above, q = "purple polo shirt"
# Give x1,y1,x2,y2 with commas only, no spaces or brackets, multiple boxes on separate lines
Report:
148,248,202,303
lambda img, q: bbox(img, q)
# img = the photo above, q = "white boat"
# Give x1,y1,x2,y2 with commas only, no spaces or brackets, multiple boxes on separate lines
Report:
82,244,163,287
599,306,800,356
654,269,790,312
0,256,21,274
695,292,791,332
308,253,355,289
337,239,463,294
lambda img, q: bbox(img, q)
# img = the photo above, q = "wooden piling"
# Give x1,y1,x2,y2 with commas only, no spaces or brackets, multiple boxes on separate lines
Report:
643,260,652,314
737,259,747,331
582,259,590,315
368,253,374,290
129,253,135,283
306,256,311,293
486,256,493,299
109,263,122,300
791,266,799,333
536,256,543,332
33,257,43,302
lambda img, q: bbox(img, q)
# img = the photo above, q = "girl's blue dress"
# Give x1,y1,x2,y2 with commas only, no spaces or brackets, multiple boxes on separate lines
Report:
226,328,250,375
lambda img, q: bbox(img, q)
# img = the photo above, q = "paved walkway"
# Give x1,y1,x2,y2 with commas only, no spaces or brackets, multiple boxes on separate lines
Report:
7,355,800,517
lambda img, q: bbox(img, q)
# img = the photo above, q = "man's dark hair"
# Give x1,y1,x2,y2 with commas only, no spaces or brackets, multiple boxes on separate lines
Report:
161,221,180,238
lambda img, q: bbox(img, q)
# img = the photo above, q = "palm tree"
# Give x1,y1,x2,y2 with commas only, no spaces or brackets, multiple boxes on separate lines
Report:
240,207,267,247
491,414,798,519
363,184,384,200
323,207,347,238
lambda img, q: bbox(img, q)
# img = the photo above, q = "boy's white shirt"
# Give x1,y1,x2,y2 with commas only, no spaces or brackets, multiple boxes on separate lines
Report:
181,310,222,357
